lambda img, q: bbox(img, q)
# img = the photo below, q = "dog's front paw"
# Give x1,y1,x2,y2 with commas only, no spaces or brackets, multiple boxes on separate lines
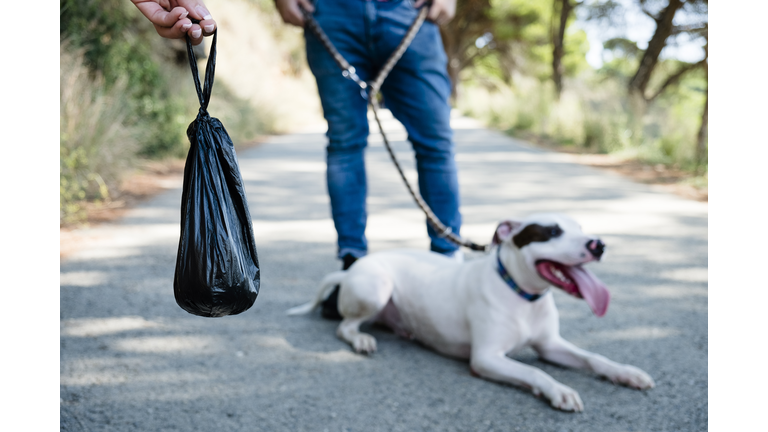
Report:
541,382,584,412
610,365,655,390
352,333,377,354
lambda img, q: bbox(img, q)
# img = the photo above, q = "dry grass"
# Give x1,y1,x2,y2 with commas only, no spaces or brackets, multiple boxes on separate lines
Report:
60,42,140,224
522,137,708,201
60,0,328,227
202,0,325,133
456,71,707,199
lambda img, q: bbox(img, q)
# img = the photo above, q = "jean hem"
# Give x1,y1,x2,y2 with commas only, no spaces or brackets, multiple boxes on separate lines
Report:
338,248,367,260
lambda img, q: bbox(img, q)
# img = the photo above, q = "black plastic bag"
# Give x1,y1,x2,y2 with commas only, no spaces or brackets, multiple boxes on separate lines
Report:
174,30,260,317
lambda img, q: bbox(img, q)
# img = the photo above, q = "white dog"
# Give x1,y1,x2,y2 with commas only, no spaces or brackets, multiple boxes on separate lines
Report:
288,213,654,411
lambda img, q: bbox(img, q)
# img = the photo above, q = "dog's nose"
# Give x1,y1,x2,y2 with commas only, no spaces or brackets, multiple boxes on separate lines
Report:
586,239,605,260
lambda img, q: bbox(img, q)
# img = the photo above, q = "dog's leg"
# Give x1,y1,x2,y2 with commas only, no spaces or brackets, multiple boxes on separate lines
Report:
470,319,584,412
533,336,655,389
335,271,394,354
337,317,378,354
470,348,584,412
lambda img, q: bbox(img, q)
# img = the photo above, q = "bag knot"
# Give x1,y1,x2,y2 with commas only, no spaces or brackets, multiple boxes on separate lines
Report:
197,108,211,121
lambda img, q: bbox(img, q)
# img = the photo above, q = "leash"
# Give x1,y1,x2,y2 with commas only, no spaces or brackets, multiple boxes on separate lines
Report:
301,5,489,252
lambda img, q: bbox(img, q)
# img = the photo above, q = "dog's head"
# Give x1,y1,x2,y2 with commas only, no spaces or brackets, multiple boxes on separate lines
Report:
492,213,610,317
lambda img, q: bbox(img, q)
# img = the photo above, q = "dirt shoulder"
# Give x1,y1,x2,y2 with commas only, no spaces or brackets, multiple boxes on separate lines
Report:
568,153,707,202
59,141,264,259
516,133,708,202
78,159,187,224
59,159,187,259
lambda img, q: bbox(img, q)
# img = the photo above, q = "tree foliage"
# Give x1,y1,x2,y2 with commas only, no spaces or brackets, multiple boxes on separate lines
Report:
59,0,708,223
454,0,707,172
583,0,707,102
441,0,590,99
60,0,188,158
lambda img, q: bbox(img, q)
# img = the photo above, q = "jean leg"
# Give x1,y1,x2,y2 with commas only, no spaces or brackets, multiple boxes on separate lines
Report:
305,5,372,259
374,5,461,255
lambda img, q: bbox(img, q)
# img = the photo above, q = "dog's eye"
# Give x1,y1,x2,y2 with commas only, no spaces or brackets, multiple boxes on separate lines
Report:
549,226,562,238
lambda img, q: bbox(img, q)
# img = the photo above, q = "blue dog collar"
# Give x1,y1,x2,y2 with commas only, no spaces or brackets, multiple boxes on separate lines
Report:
496,248,547,302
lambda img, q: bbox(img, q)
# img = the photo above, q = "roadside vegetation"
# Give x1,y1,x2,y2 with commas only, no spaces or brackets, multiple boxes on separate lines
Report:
448,0,707,181
60,0,707,225
458,58,707,171
59,0,320,225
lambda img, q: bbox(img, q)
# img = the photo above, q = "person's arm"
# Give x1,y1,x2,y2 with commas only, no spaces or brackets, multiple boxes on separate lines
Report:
130,0,217,46
274,0,315,27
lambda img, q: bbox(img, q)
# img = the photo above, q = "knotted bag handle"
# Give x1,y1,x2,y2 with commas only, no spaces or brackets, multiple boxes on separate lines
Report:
185,25,217,113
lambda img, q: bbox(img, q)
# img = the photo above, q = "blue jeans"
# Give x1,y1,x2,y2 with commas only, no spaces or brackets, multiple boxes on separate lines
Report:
305,0,461,259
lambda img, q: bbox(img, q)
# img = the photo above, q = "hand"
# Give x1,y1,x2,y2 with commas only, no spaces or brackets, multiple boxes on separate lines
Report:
414,0,456,26
274,0,316,27
130,0,217,46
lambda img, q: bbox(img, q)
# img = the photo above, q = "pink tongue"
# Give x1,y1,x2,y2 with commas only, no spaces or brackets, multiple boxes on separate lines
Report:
565,266,610,317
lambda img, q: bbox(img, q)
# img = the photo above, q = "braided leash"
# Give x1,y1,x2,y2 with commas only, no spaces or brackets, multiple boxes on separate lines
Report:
302,5,489,252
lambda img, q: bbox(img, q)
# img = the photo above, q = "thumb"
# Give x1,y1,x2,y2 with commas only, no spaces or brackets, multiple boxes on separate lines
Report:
161,7,190,27
175,0,213,21
132,2,189,28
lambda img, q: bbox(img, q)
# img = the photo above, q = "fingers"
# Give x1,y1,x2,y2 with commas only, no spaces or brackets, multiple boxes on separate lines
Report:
130,1,216,45
161,6,190,27
298,0,315,14
427,8,442,25
152,16,203,45
133,1,187,28
176,1,217,36
275,0,313,27
423,0,456,26
176,1,214,24
187,24,204,46
427,7,449,26
153,16,191,39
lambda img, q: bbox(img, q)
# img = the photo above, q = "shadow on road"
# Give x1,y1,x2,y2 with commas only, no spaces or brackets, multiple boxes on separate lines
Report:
61,122,707,431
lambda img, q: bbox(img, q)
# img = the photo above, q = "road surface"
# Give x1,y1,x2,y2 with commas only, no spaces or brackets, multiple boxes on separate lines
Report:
61,112,708,431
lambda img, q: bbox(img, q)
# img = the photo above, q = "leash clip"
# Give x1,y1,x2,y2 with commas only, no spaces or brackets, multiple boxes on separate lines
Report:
341,66,369,100
437,226,453,238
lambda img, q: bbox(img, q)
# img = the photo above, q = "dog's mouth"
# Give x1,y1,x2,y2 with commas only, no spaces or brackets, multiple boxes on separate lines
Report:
535,260,610,317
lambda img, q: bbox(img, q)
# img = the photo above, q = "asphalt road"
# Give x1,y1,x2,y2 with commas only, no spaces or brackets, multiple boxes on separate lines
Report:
60,112,708,431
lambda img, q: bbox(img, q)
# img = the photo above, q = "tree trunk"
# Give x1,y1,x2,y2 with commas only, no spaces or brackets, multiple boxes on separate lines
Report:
552,0,573,99
439,0,493,103
695,41,708,173
695,85,708,173
628,0,684,99
440,26,461,103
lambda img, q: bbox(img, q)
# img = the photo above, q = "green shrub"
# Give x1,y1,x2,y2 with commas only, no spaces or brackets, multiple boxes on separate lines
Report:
60,0,187,158
59,0,312,224
582,116,605,151
458,66,706,172
515,112,535,131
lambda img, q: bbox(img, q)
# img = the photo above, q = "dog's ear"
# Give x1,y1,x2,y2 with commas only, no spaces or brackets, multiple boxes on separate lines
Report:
492,220,523,246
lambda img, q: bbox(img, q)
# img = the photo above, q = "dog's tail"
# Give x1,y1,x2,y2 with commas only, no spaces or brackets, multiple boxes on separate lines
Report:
286,271,347,316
